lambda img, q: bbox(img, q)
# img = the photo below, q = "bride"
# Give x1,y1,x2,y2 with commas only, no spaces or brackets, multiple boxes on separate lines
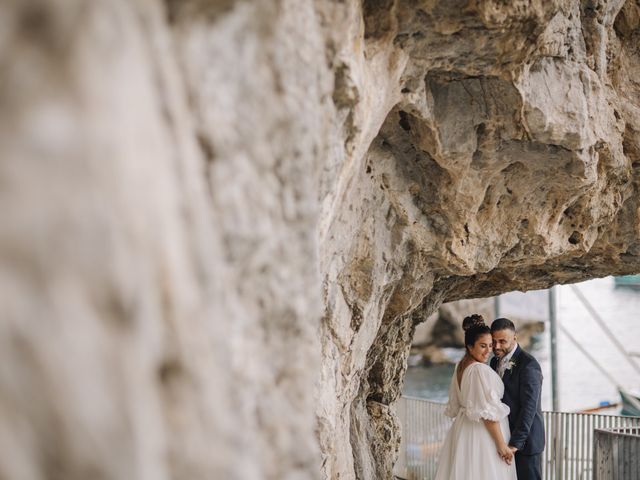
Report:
434,315,517,480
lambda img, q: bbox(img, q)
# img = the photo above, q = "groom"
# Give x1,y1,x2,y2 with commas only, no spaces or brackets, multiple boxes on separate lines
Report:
490,318,545,480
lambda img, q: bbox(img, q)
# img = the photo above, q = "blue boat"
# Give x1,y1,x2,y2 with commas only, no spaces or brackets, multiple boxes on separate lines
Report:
619,388,640,416
614,275,640,288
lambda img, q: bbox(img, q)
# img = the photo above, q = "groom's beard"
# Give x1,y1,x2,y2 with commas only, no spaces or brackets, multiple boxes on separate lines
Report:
493,346,507,358
493,343,514,359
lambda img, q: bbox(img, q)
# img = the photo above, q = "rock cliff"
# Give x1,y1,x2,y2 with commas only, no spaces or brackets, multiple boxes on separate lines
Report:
319,1,640,478
1,1,639,480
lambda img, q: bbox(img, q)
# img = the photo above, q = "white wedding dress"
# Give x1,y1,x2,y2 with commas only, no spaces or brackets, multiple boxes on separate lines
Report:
434,362,517,480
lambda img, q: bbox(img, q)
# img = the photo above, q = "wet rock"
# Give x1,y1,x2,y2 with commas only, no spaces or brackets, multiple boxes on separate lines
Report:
409,344,452,366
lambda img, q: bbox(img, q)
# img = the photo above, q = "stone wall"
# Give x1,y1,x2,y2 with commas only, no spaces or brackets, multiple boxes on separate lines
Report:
1,1,640,480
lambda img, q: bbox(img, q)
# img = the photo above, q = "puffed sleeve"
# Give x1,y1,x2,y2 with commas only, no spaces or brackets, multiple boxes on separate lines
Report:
443,367,460,418
464,364,510,422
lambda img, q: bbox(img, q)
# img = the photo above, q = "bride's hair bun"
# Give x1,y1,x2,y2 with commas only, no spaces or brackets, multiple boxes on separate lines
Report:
463,314,491,347
462,314,485,331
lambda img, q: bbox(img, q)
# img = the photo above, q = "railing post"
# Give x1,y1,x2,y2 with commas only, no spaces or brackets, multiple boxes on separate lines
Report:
549,286,560,412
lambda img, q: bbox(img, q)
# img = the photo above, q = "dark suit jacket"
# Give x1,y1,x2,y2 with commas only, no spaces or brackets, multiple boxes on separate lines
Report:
490,345,545,455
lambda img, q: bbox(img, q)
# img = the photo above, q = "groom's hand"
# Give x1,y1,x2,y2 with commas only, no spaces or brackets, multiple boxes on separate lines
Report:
497,444,513,465
509,446,518,454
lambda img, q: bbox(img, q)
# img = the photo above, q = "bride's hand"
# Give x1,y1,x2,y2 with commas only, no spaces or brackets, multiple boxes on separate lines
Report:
497,444,513,465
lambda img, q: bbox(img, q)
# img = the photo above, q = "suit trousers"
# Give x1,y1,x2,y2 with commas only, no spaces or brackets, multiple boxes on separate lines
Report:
515,452,542,480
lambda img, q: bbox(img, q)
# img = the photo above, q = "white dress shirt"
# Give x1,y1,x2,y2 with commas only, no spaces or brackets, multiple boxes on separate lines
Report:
497,343,519,378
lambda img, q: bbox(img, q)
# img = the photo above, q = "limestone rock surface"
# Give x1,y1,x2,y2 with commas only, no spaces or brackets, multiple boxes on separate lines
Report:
0,1,639,480
318,0,640,478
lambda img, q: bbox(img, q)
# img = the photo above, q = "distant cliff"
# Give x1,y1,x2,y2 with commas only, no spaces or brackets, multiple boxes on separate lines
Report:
411,296,545,365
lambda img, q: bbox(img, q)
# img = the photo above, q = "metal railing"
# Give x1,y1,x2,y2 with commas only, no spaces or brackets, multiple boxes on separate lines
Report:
593,427,640,479
543,411,640,479
394,396,640,480
395,396,451,480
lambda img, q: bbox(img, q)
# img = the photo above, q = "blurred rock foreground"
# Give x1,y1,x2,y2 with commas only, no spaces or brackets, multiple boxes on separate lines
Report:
1,1,640,479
